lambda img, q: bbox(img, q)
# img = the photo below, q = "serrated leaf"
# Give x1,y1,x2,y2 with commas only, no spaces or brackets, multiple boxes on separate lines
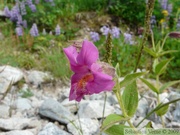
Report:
140,78,159,93
104,124,129,135
122,81,138,116
101,114,129,132
155,58,172,75
159,80,180,93
155,104,169,116
115,63,121,77
120,71,148,88
144,46,157,57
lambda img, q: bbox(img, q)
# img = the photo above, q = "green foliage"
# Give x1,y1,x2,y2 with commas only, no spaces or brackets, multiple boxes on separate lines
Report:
155,104,169,116
120,72,148,88
140,78,159,93
108,0,146,28
122,81,138,117
104,124,130,135
39,46,72,78
101,114,129,132
19,88,34,98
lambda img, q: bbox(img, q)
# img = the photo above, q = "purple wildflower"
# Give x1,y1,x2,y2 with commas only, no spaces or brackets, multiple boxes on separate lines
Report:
124,33,134,45
4,6,11,18
22,20,27,28
111,27,120,38
63,40,115,102
55,25,61,35
100,26,110,36
49,31,53,35
90,32,100,42
20,1,27,15
16,15,23,26
10,5,20,22
30,23,39,37
161,0,168,10
15,27,23,36
25,0,33,5
29,4,36,12
150,15,156,28
167,4,173,14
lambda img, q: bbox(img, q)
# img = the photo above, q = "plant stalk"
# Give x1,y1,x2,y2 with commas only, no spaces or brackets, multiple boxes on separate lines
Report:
134,0,155,72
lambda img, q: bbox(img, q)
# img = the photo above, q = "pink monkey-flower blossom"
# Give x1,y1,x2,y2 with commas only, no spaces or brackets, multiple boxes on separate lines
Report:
63,40,115,102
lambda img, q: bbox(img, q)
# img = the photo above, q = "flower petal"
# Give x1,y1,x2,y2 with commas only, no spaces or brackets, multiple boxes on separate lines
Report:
77,40,99,66
86,71,115,94
63,46,78,66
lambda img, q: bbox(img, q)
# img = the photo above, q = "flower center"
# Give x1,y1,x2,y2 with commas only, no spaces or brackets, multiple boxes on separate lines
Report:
77,74,94,90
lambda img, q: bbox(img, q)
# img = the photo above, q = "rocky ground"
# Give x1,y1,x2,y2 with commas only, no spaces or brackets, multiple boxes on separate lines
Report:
0,65,180,135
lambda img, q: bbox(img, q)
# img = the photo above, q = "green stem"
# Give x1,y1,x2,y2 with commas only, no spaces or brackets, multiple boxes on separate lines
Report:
134,0,155,72
114,78,139,134
156,75,165,128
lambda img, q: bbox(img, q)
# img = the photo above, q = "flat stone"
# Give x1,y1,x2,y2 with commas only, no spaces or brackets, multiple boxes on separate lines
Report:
0,104,10,118
25,70,52,87
38,122,71,135
78,100,115,118
39,98,75,124
67,118,99,135
0,118,30,130
15,98,32,111
0,130,33,135
0,65,23,84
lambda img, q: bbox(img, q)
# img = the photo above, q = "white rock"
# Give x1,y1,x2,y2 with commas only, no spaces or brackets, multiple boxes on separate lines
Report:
136,98,148,117
67,118,99,135
39,98,75,124
0,130,33,135
0,104,10,118
61,98,77,113
159,92,169,103
25,70,52,86
133,117,150,128
78,100,115,118
0,77,11,94
0,118,30,130
38,122,71,135
15,98,32,111
0,65,23,84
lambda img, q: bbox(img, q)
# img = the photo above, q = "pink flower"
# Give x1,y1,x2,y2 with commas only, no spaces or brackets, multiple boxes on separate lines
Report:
63,40,115,102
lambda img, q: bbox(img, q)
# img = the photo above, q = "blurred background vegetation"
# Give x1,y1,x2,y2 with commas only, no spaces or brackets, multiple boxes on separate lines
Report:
0,0,179,81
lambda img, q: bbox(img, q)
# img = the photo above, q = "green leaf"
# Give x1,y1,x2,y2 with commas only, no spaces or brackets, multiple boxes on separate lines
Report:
140,78,159,93
136,98,180,127
120,71,148,88
144,46,157,57
115,63,121,77
145,122,153,128
158,50,178,57
159,80,180,93
101,114,129,132
104,124,129,135
155,104,169,116
155,58,172,76
122,81,138,116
